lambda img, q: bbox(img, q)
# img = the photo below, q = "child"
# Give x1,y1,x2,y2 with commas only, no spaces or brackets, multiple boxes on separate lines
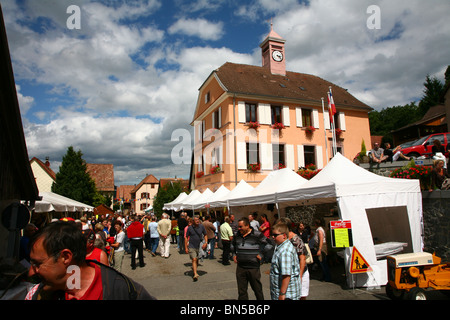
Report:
269,222,301,300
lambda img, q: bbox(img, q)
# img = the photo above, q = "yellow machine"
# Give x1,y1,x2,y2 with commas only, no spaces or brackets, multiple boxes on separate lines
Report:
386,252,450,300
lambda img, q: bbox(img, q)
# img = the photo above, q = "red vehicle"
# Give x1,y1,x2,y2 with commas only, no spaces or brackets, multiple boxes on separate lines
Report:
399,133,450,158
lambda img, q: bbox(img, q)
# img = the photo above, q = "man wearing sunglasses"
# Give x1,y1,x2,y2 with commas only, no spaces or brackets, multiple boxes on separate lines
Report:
26,221,155,300
232,217,267,300
269,222,301,300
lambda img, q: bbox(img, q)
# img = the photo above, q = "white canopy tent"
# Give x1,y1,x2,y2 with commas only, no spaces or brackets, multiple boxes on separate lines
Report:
34,192,94,213
172,190,201,212
226,168,308,208
198,185,230,209
163,192,188,211
210,180,254,209
273,153,423,287
183,188,214,210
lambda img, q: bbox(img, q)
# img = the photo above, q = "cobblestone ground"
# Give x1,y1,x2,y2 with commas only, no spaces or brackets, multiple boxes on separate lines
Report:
118,243,393,300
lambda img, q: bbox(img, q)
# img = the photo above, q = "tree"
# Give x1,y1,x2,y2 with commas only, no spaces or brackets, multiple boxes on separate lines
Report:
153,181,184,217
418,75,444,117
52,146,98,206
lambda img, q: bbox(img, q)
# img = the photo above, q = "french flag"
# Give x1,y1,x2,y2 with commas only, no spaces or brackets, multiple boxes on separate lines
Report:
327,89,336,122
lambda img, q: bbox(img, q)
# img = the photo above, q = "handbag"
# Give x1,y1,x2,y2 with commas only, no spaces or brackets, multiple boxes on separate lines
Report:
304,244,314,264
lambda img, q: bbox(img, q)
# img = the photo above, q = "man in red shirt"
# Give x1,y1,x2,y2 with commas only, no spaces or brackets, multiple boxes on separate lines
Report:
126,215,146,269
26,221,155,300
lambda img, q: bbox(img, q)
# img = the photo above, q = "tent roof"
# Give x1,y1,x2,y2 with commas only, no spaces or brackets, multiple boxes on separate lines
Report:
228,168,307,206
183,188,214,210
163,192,188,210
34,192,94,213
210,180,254,207
201,185,230,207
305,153,420,196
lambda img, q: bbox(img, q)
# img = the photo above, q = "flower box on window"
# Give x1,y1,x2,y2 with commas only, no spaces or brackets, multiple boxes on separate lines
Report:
210,165,221,175
271,122,285,130
305,126,315,134
273,163,286,170
196,171,204,178
247,163,261,173
247,121,260,130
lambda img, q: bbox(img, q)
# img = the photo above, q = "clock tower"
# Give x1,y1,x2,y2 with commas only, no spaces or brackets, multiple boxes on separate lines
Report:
260,23,286,76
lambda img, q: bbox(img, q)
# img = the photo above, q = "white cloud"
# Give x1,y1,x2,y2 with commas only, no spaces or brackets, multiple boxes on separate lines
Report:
16,85,34,114
4,0,450,185
168,18,224,41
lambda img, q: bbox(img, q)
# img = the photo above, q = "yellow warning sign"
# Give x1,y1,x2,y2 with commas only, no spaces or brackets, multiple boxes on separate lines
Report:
350,247,372,274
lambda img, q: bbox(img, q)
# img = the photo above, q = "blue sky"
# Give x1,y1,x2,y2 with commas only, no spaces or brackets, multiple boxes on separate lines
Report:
2,0,450,185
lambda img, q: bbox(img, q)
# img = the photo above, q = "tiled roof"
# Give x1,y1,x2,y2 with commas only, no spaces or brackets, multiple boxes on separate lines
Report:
86,163,115,192
116,185,135,201
94,203,114,216
30,157,56,180
131,174,159,194
213,62,371,110
159,178,189,191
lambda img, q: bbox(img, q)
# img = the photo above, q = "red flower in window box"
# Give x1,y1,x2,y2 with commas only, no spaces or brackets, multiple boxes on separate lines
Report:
247,163,261,172
273,163,286,170
305,126,315,134
271,122,285,130
335,128,342,136
210,165,221,174
247,121,260,130
196,171,204,178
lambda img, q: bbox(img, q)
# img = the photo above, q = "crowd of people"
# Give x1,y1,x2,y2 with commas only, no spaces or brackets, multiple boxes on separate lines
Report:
369,141,450,191
21,210,333,300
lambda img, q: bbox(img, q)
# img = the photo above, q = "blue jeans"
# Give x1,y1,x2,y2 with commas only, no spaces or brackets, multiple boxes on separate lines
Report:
208,238,216,259
149,237,159,254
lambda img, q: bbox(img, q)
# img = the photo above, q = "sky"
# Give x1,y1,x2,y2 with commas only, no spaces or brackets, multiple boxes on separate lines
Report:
2,0,450,186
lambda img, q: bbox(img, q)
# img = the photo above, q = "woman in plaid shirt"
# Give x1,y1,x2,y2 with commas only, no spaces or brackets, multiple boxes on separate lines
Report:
269,221,301,300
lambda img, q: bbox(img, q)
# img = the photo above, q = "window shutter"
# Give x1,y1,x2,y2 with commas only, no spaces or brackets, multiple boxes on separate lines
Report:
297,145,305,168
238,101,246,123
212,112,215,129
286,144,295,170
316,146,324,169
324,110,331,130
338,112,346,131
218,107,222,128
312,109,320,129
237,142,246,170
282,106,290,126
260,143,273,170
296,108,303,127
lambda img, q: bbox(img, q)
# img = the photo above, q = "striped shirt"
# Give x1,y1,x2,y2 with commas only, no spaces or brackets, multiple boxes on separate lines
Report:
270,239,301,300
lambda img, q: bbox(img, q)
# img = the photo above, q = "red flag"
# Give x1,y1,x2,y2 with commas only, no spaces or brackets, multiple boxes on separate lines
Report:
327,91,336,123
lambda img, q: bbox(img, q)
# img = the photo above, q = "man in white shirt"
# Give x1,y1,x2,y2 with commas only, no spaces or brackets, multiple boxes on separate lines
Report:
111,221,125,272
249,213,260,231
157,213,172,258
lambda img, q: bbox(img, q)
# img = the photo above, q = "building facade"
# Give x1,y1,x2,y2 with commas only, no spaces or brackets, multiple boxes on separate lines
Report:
131,174,159,214
191,27,372,192
30,157,56,193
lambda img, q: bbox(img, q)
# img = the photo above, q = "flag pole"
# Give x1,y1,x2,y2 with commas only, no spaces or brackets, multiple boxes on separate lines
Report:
321,97,329,163
329,87,337,156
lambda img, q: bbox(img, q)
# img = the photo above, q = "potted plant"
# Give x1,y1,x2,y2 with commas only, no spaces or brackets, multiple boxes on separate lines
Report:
247,121,260,130
271,122,285,130
210,165,221,175
335,128,342,136
305,126,315,134
247,163,261,173
196,171,204,178
273,163,286,170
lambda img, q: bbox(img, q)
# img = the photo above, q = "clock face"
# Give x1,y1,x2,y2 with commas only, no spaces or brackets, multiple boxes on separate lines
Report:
272,50,283,62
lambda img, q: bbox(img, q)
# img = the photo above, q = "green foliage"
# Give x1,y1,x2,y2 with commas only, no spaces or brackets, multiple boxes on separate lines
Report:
369,67,448,144
153,181,184,217
358,139,367,161
52,146,98,206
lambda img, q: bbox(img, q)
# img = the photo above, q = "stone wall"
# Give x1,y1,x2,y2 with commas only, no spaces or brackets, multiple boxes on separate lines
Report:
422,190,450,261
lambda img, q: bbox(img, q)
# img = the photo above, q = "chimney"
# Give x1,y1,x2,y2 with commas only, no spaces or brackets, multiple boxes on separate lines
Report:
45,156,50,167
